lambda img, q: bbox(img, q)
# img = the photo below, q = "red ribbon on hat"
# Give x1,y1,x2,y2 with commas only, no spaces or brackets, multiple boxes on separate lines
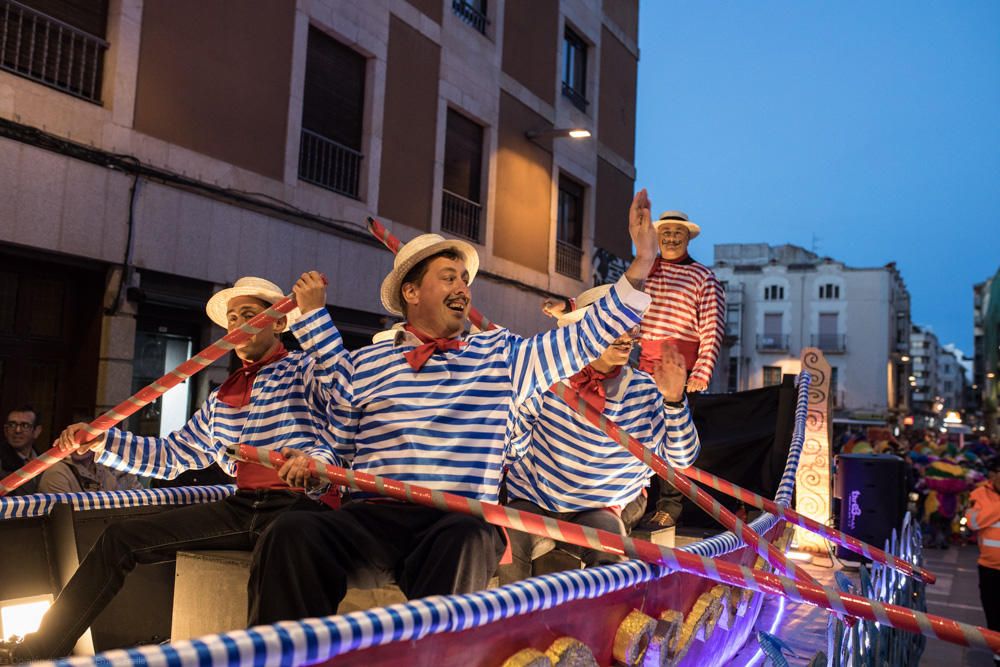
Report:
403,325,464,371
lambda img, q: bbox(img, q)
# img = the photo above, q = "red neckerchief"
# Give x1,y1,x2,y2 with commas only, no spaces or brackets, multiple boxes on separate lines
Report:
568,364,622,413
217,342,288,408
402,325,464,372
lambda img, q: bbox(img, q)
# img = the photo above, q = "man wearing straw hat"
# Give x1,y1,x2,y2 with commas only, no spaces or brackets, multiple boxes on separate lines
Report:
248,190,659,625
499,284,701,583
4,277,342,661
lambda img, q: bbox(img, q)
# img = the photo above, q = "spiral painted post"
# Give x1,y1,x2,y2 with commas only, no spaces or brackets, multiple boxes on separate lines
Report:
0,296,299,496
230,445,1000,655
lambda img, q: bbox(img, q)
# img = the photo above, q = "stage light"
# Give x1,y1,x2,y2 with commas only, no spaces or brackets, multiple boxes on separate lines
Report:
0,594,52,641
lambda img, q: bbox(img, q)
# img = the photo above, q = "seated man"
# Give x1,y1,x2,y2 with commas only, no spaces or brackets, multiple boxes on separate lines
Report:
0,405,43,496
249,189,659,624
499,285,700,583
5,277,341,661
38,448,143,494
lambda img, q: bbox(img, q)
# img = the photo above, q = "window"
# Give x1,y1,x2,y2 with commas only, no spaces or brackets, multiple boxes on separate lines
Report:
556,175,585,278
725,307,740,337
830,367,839,404
727,356,738,392
0,0,110,103
452,0,488,35
763,366,782,386
819,283,841,299
298,27,366,198
562,26,588,111
441,109,484,243
763,284,784,300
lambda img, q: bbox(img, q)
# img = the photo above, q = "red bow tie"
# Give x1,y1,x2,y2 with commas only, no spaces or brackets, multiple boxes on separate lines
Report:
217,342,288,407
568,365,622,413
403,325,464,371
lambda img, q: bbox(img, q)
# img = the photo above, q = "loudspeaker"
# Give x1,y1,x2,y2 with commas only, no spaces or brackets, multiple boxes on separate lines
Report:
834,454,907,561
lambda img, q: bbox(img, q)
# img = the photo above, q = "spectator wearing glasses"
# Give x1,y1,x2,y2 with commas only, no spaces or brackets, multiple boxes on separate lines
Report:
1,405,43,496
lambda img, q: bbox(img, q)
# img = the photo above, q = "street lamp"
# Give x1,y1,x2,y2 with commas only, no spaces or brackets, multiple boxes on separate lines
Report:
525,127,591,144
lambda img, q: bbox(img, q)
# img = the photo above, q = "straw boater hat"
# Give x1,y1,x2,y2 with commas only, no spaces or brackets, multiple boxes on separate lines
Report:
379,233,480,316
556,284,613,327
653,210,700,239
205,277,300,331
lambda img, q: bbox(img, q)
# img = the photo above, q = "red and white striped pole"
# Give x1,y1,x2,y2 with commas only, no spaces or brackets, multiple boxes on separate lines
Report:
367,216,817,584
672,457,936,584
231,445,1000,655
0,296,299,496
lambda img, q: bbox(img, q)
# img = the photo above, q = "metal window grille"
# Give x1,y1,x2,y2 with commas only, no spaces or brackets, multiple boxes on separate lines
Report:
0,0,108,103
811,333,846,353
298,129,362,199
556,241,583,279
441,189,482,243
452,0,487,35
756,334,790,351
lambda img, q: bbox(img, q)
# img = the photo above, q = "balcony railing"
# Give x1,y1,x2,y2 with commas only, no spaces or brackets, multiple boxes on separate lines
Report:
724,321,740,340
811,333,846,353
561,82,588,112
0,0,108,103
298,129,362,199
441,189,482,243
556,241,582,279
756,333,789,352
452,0,488,35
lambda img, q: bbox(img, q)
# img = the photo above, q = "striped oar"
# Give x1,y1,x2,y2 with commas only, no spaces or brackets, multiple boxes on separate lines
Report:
0,295,299,496
229,444,1000,655
365,217,816,584
673,458,937,584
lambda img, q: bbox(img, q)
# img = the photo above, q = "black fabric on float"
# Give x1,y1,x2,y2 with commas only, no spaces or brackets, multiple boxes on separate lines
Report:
677,374,798,530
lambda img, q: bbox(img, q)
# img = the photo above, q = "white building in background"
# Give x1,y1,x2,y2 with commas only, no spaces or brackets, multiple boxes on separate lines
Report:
910,325,941,422
711,243,911,422
939,343,970,414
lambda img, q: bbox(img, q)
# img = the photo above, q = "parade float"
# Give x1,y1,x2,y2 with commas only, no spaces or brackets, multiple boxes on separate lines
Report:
0,221,995,667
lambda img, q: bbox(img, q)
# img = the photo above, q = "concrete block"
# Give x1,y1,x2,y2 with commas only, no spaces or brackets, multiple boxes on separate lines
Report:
133,182,180,273
171,550,251,640
15,146,65,250
173,192,214,279
207,203,241,283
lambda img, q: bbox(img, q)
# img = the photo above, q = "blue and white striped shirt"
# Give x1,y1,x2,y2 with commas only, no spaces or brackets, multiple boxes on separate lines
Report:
98,349,343,479
292,276,651,502
505,366,700,513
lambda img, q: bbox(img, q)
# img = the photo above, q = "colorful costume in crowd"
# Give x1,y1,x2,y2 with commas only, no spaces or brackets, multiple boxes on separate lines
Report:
249,234,651,625
14,278,342,661
500,285,701,582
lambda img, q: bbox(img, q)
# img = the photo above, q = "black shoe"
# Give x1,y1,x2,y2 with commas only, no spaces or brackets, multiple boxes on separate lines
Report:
638,511,676,531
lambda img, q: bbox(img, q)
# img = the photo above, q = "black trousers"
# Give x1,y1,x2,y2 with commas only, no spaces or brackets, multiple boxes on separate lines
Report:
248,501,506,626
649,475,684,520
980,565,1000,667
21,490,326,659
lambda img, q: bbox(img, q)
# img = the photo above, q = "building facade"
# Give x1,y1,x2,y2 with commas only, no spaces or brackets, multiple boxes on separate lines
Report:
0,0,639,445
711,243,911,422
973,268,1000,435
909,324,941,425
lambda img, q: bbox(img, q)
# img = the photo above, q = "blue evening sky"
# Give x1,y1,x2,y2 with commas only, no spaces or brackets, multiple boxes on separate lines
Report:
634,1,1000,355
